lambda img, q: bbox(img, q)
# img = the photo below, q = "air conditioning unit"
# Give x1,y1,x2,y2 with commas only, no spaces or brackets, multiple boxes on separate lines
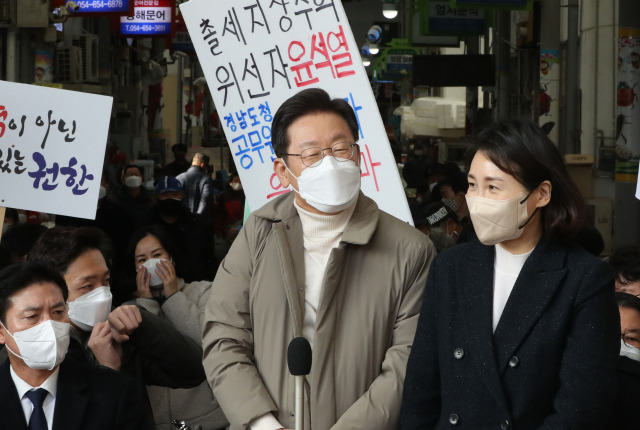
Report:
73,33,99,83
54,47,83,83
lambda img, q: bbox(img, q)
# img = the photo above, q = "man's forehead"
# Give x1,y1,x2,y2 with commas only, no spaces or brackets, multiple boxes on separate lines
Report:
9,283,65,307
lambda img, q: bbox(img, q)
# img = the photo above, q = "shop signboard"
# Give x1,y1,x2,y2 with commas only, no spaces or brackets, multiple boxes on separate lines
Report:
120,0,172,36
425,1,485,35
0,81,113,219
180,0,412,224
51,0,133,15
452,0,532,9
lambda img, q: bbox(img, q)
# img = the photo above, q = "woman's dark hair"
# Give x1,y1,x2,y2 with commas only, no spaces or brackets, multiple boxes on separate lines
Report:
609,246,640,283
464,119,587,241
28,226,113,274
117,225,188,304
271,88,359,158
0,262,68,324
616,292,640,314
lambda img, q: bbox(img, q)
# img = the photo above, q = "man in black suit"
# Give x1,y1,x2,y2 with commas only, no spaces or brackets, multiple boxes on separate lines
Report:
0,261,152,430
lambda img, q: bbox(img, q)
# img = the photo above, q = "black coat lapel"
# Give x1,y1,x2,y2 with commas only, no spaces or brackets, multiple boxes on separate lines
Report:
0,360,28,430
493,239,568,372
458,241,510,415
52,360,89,430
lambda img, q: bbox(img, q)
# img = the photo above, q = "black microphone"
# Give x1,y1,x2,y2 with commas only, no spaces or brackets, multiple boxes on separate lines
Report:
287,337,312,430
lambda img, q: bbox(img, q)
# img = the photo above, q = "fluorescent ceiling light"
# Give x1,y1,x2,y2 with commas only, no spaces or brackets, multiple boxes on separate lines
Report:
382,3,398,19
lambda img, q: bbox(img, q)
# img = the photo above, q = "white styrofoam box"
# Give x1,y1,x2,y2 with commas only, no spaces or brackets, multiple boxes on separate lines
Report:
445,115,455,129
414,108,438,118
412,97,439,111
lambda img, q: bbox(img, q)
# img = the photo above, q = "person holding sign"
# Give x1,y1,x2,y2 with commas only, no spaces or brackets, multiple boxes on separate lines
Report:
202,88,435,430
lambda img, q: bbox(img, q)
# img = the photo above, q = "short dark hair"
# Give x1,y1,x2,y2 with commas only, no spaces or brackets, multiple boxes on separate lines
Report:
4,208,19,224
440,172,469,195
0,262,68,324
28,226,113,274
271,88,359,158
172,143,187,154
609,246,640,283
464,119,587,241
1,223,48,263
616,292,640,314
122,164,142,178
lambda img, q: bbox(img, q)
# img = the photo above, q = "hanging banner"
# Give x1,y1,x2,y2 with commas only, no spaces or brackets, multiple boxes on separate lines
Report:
0,81,113,219
180,0,412,224
616,28,640,182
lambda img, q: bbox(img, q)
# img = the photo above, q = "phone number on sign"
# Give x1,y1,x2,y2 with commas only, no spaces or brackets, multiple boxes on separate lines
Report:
76,0,125,9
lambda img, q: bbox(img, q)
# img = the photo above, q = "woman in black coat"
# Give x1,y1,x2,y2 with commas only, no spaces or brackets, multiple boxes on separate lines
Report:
400,120,619,430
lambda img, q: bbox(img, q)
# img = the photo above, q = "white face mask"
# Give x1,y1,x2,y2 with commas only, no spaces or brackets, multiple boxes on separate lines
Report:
125,175,142,188
286,156,361,214
139,258,168,287
466,191,535,246
441,197,459,212
98,186,107,200
620,339,640,362
1,320,70,370
67,286,112,332
230,182,243,191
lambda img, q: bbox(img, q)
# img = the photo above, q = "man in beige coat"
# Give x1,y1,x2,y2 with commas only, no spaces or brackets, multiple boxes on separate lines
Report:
203,88,435,430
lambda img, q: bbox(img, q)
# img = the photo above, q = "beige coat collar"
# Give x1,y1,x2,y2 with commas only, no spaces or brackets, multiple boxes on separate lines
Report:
252,191,379,245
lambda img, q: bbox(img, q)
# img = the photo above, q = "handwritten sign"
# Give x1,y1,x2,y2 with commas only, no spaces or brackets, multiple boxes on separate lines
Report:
0,81,113,219
180,0,412,224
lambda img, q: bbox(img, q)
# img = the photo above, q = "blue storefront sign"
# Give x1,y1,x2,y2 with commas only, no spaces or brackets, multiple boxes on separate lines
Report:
120,0,172,36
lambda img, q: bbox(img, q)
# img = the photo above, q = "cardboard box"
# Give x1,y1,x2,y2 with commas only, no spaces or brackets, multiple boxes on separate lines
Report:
565,154,594,199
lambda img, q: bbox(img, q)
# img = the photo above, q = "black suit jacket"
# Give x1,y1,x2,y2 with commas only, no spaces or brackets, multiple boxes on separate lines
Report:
0,358,153,430
401,238,619,430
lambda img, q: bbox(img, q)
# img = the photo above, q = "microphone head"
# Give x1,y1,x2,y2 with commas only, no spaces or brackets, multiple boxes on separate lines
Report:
287,336,312,376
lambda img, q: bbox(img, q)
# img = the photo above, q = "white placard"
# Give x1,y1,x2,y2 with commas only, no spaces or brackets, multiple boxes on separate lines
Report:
636,159,640,200
180,0,412,224
0,81,113,219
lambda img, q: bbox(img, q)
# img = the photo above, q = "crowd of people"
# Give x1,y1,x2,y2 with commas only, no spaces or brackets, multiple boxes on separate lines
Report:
0,88,638,429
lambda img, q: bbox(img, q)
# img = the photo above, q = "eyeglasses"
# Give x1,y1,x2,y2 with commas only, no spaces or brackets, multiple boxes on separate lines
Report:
622,333,640,349
285,142,356,167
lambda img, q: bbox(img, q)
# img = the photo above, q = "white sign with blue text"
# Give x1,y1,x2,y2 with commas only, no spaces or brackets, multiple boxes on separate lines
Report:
0,81,113,219
180,0,412,224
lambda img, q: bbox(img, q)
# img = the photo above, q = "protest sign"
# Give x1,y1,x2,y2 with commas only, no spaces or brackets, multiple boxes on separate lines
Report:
180,0,412,224
0,81,113,219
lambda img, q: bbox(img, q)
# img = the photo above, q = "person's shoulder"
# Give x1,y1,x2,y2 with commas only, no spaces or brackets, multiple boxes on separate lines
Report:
375,209,434,253
555,241,614,276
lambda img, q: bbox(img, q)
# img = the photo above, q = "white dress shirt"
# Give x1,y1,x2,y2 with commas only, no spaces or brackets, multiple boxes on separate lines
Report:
10,365,59,430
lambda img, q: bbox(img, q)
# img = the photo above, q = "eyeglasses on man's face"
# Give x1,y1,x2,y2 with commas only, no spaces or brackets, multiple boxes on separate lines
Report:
286,142,356,167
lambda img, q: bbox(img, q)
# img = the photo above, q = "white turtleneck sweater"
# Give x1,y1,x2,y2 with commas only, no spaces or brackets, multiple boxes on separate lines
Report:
492,244,534,332
248,199,356,430
294,199,356,347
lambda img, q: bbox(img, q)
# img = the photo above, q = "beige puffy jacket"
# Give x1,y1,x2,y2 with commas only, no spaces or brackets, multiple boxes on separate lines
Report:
203,192,435,430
